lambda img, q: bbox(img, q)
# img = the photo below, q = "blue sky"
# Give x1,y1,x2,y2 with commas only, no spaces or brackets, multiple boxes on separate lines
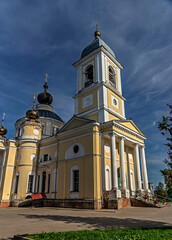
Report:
0,0,171,188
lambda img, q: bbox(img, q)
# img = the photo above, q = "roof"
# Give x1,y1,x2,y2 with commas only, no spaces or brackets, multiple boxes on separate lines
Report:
37,109,64,122
81,36,115,59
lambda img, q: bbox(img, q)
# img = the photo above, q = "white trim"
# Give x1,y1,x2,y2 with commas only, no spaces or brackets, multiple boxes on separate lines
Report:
65,142,85,160
18,146,37,150
19,135,40,140
96,53,99,83
122,100,125,118
111,95,119,109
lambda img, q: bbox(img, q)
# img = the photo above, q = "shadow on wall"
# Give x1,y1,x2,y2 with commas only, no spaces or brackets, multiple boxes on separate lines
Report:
19,213,171,229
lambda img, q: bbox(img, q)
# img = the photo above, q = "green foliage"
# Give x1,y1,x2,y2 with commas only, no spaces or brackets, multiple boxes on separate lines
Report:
154,182,168,197
26,228,172,240
158,104,172,197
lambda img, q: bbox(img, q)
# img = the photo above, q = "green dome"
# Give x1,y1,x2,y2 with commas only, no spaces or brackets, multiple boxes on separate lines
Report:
81,36,115,59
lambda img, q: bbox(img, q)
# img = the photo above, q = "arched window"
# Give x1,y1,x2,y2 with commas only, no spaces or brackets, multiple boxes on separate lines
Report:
109,66,116,87
105,165,111,191
85,65,93,87
41,171,46,193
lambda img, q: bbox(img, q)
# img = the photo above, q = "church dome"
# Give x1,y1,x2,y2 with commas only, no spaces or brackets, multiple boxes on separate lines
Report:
81,30,115,59
37,76,53,105
38,91,53,105
0,125,7,136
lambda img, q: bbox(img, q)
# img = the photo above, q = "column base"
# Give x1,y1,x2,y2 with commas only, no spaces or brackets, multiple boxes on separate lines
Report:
109,189,121,199
121,189,130,198
136,189,144,196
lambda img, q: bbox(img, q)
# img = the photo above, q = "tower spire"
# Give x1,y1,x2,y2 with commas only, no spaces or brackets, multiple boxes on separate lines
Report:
94,20,101,39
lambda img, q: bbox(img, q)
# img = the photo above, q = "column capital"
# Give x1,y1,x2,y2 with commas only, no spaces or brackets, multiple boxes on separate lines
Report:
118,136,126,141
109,131,117,137
139,144,145,149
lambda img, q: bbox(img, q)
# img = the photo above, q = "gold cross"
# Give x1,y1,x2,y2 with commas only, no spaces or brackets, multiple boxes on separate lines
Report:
2,113,5,125
45,73,49,83
33,93,36,109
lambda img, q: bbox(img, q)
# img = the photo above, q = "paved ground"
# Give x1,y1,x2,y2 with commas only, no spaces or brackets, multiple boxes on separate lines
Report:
0,206,172,239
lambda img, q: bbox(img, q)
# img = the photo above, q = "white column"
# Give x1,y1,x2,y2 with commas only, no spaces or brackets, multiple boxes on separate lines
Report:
101,135,105,191
110,133,118,190
119,138,129,198
134,144,142,191
140,146,149,192
119,137,126,190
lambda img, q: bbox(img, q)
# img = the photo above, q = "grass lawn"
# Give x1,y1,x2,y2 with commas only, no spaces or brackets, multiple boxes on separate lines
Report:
26,228,172,240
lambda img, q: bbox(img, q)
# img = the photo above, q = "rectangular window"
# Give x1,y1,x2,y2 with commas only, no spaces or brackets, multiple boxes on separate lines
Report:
14,175,19,194
37,175,40,193
73,170,79,192
47,174,50,193
27,175,34,193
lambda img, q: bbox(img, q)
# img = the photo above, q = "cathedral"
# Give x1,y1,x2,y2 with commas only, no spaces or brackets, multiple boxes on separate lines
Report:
0,27,149,209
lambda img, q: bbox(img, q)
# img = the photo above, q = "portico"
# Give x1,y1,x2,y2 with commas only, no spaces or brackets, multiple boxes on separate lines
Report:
101,119,149,201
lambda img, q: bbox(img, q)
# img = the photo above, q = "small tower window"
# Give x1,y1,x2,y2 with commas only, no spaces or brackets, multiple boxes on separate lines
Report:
109,66,116,87
85,65,93,87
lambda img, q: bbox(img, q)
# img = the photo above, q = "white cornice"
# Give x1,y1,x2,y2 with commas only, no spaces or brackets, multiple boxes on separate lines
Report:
101,121,146,141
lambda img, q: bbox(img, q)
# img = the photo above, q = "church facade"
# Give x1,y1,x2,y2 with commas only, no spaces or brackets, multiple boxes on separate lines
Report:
0,28,149,209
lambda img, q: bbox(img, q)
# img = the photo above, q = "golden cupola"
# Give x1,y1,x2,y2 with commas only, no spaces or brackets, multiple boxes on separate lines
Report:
0,113,7,136
26,94,39,120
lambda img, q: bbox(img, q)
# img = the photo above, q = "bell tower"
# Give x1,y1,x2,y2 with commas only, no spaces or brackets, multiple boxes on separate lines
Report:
73,26,126,123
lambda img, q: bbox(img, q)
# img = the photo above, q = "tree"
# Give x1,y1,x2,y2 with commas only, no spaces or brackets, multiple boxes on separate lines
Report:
154,182,167,197
158,104,172,197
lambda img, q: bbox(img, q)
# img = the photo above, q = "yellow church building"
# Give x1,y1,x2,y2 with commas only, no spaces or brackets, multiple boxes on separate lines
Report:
0,28,149,209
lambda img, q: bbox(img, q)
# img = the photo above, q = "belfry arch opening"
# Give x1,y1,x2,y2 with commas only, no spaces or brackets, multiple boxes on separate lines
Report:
85,65,93,87
108,65,116,87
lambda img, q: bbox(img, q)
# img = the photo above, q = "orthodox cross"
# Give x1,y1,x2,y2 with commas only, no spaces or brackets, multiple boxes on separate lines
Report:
2,113,5,126
33,93,36,109
45,73,49,84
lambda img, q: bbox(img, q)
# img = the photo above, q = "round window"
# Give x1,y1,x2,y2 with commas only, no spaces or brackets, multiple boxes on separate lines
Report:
113,99,117,105
73,145,79,153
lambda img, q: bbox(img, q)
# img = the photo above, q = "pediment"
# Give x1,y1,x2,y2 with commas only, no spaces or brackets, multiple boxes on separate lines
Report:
116,120,145,136
59,115,95,133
